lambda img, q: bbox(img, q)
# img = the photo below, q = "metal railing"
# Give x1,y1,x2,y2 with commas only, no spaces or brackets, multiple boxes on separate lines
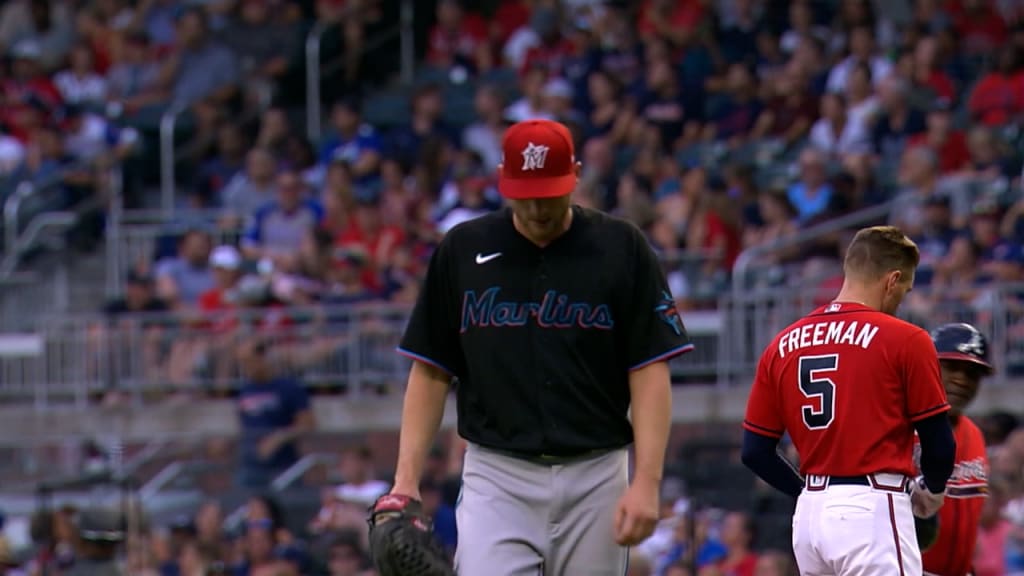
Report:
304,0,415,143
717,281,1024,387
3,283,1024,408
103,210,233,297
0,294,721,408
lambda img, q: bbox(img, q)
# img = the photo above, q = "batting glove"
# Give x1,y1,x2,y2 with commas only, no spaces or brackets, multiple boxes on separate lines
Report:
910,476,945,519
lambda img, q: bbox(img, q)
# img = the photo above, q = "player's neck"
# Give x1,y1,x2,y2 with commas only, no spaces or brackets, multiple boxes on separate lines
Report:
833,285,881,310
512,207,573,247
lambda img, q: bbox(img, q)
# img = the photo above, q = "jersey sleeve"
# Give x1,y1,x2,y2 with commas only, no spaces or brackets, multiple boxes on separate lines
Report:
397,238,462,377
625,228,695,370
902,330,951,422
743,346,785,439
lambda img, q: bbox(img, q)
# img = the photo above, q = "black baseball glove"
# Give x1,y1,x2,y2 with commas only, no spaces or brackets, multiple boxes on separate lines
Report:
367,493,455,576
915,513,940,551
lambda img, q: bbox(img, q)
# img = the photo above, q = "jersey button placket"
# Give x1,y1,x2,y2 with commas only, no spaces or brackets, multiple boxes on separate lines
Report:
532,255,555,446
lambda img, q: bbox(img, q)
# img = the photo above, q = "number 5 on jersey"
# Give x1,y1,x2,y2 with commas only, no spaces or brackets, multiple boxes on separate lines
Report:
799,354,838,430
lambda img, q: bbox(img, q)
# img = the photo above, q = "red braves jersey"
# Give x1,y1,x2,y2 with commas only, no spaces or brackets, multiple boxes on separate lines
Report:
918,416,988,576
744,302,950,476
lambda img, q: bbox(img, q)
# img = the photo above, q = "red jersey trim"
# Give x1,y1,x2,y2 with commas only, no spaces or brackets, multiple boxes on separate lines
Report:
743,420,784,438
887,494,906,576
910,402,951,422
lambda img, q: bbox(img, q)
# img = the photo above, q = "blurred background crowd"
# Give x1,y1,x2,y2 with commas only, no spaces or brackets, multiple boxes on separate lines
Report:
2,0,1024,573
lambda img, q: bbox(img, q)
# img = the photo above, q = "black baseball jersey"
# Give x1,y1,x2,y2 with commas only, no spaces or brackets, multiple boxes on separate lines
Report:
398,206,693,457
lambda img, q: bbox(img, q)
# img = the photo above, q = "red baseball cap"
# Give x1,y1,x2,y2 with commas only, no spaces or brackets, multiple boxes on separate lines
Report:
498,119,578,199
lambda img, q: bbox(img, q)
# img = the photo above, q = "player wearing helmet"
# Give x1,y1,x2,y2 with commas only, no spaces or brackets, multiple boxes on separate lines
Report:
919,322,994,576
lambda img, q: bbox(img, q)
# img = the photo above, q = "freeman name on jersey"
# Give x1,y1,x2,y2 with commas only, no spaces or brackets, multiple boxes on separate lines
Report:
778,320,880,358
460,287,614,333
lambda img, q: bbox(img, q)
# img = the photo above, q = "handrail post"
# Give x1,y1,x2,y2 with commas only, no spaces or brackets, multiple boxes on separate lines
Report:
159,106,184,215
4,182,34,257
399,0,414,85
306,23,326,143
107,165,124,296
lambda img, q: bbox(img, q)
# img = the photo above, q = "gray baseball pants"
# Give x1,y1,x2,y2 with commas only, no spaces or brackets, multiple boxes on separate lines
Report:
454,443,630,576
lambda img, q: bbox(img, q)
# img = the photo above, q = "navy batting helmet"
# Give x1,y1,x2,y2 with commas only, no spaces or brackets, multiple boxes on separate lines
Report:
931,323,994,374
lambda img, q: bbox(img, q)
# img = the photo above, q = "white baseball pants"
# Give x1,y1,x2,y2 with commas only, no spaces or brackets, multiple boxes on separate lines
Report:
792,473,921,576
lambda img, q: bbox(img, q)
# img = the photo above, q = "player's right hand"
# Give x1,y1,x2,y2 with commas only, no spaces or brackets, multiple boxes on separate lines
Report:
909,476,945,518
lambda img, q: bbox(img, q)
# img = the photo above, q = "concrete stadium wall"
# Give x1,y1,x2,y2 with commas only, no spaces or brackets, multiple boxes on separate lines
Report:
0,384,1021,446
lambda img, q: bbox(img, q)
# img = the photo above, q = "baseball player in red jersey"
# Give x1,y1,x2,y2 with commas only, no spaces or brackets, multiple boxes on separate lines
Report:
917,323,994,576
740,226,957,576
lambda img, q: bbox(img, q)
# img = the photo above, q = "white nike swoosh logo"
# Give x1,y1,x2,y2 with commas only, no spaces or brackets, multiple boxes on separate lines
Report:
475,252,502,264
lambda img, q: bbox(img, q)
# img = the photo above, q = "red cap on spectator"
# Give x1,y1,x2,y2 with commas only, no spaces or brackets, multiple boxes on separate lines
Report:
498,119,578,199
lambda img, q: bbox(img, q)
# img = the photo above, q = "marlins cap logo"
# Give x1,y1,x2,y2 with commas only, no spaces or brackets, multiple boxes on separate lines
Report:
521,142,549,171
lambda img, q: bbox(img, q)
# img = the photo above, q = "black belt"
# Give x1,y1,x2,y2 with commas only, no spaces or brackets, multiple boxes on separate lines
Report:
827,475,873,486
804,474,910,493
487,447,615,466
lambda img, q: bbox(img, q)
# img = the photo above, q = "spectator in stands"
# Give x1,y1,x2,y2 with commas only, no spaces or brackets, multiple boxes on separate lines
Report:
9,0,73,71
235,338,315,490
975,476,1012,576
241,170,323,269
318,99,382,190
716,511,757,576
104,31,163,116
427,0,489,73
463,83,507,170
420,478,457,554
808,92,872,161
753,550,795,576
505,63,553,122
221,148,279,229
387,83,457,170
907,99,969,175
324,530,371,576
54,44,107,107
221,0,301,85
704,63,763,145
786,148,833,224
167,6,240,110
870,75,926,161
194,123,247,208
193,500,228,561
826,24,892,93
104,269,168,316
752,65,815,145
155,228,215,308
890,146,949,238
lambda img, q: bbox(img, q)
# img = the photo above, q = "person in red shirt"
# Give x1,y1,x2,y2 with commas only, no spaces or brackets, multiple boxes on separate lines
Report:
966,46,1023,128
741,226,957,576
718,511,758,576
907,101,970,174
918,323,994,576
426,0,489,72
335,195,405,294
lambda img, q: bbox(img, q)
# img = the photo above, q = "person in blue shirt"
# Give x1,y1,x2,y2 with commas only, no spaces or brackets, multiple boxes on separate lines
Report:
235,339,315,489
318,99,383,189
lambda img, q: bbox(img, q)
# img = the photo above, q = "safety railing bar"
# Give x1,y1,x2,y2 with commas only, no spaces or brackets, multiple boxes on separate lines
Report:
270,452,336,492
159,103,187,214
305,21,328,143
731,200,895,300
139,460,184,499
0,212,79,279
3,181,34,254
319,24,401,78
399,0,414,84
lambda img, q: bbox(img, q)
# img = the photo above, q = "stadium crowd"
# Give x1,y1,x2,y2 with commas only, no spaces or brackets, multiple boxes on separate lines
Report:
5,0,1024,573
5,409,1024,576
